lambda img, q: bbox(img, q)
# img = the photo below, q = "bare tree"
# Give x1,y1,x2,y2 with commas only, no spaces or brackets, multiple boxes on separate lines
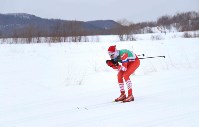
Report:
51,20,62,42
68,21,84,42
20,24,36,43
0,31,2,38
116,19,134,41
35,30,42,43
62,21,70,42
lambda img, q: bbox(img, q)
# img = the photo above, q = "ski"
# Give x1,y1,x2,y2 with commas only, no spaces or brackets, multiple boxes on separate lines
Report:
76,101,123,110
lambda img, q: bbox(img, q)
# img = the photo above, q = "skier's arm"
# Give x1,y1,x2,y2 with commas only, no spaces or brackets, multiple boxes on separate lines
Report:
118,53,128,71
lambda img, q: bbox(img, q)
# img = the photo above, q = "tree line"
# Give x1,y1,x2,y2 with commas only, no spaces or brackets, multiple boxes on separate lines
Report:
115,11,199,41
0,11,199,43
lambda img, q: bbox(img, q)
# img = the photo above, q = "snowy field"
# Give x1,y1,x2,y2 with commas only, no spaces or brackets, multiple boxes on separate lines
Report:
0,33,199,127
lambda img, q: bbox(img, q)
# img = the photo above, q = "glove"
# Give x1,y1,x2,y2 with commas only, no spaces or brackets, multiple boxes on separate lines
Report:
106,59,119,65
106,60,114,67
117,65,127,71
110,59,119,66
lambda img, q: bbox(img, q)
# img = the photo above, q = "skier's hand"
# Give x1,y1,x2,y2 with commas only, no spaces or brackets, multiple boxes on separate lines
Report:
117,65,127,71
106,60,119,71
106,59,119,66
110,59,119,66
106,60,114,67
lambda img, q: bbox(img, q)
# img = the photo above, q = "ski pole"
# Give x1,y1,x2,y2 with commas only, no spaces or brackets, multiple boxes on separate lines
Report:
139,56,165,59
137,54,145,57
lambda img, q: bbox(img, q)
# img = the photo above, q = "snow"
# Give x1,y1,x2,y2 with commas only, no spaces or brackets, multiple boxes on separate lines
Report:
0,33,199,127
6,13,33,19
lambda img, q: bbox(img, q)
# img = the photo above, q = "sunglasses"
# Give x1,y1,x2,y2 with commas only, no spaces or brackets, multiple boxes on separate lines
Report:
108,52,115,57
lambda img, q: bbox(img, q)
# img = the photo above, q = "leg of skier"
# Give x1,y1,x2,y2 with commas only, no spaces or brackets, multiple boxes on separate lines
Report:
123,58,140,102
115,71,126,102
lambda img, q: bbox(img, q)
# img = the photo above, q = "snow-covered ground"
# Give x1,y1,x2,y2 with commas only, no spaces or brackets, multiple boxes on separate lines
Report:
0,33,199,127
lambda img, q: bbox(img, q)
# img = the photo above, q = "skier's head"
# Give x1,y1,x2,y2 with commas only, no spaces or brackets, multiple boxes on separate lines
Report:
108,45,118,59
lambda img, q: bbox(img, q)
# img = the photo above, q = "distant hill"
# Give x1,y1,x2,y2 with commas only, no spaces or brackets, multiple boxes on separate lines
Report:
0,13,121,37
1,11,198,39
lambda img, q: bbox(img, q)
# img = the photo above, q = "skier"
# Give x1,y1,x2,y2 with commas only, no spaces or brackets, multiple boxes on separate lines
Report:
106,45,140,102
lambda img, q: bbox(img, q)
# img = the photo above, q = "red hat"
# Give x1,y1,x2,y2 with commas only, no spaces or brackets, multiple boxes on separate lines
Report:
108,45,116,53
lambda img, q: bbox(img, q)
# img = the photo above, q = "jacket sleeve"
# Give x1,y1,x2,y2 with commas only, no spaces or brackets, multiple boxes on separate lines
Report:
119,53,128,71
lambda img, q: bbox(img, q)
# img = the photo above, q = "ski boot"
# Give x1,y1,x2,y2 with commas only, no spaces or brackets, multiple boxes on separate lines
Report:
123,95,134,102
115,93,126,102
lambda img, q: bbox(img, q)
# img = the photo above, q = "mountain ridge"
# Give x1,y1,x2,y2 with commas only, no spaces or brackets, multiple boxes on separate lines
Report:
0,13,121,37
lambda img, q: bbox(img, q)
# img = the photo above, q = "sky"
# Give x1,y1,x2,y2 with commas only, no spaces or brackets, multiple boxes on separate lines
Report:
1,0,199,22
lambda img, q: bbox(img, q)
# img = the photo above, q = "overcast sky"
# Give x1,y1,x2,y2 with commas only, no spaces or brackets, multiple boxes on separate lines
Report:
1,0,199,22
